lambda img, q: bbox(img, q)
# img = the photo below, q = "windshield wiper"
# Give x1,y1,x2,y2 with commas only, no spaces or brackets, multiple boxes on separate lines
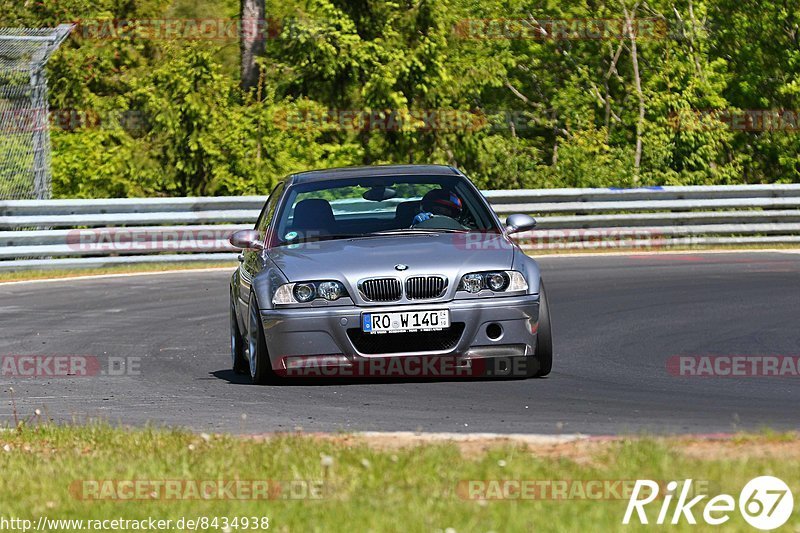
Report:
282,229,471,245
282,233,364,244
370,228,469,235
370,228,437,235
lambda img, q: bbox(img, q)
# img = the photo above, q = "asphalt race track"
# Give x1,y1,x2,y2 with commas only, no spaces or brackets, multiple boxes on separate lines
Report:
2,251,799,435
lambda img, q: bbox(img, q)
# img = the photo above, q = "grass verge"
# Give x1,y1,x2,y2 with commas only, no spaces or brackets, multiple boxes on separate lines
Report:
0,262,236,283
1,424,798,532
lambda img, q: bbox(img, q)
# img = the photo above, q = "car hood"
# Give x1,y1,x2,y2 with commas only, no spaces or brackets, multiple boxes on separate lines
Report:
268,232,515,285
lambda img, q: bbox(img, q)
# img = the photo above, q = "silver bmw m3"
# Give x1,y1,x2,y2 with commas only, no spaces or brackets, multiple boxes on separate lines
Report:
229,165,552,383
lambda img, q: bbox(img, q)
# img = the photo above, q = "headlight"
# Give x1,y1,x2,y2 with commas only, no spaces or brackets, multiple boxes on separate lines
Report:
461,273,484,293
317,281,344,301
293,283,316,303
457,271,527,294
273,281,349,305
486,272,510,291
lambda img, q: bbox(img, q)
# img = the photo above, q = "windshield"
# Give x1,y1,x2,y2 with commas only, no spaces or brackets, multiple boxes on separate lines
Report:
273,175,499,245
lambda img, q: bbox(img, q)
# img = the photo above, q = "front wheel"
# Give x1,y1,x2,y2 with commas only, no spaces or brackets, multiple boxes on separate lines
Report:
230,291,248,374
247,292,277,385
530,280,553,377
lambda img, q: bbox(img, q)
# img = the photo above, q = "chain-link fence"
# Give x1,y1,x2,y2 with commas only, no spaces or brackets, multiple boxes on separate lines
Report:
0,25,72,200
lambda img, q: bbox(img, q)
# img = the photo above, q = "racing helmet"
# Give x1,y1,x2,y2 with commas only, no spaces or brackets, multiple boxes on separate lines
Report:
421,189,463,216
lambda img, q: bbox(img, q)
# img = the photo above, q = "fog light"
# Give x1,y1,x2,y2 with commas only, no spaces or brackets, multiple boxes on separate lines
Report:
486,323,503,340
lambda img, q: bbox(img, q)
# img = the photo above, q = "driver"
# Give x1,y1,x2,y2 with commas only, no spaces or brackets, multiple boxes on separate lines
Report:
412,189,463,226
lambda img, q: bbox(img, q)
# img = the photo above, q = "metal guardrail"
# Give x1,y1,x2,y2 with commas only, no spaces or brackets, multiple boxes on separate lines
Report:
1,184,799,271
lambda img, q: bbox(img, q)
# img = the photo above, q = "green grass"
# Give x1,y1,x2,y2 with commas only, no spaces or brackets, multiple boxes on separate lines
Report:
1,424,798,532
0,262,236,283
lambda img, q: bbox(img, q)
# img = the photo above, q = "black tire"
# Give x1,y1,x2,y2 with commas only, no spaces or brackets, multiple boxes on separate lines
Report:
247,292,277,385
530,280,553,377
230,291,248,374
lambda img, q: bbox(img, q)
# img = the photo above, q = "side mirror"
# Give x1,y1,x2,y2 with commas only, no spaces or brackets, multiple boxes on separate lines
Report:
505,214,537,235
230,229,265,250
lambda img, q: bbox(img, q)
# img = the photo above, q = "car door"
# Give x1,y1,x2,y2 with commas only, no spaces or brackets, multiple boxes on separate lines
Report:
237,182,285,314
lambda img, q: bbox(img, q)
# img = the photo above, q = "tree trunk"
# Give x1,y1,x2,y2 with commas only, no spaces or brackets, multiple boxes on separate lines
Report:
240,0,266,92
623,4,645,182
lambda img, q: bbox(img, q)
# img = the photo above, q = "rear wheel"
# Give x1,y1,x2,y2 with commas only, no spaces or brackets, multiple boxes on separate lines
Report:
230,291,248,374
247,292,276,385
530,280,553,377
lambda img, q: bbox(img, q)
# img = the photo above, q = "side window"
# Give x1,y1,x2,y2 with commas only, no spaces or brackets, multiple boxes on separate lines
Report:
255,182,284,234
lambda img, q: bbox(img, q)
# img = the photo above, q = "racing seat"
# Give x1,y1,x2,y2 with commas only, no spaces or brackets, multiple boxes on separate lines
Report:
394,200,421,228
292,199,336,236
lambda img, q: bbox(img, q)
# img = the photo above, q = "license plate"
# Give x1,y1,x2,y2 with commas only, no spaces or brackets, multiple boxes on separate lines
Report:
362,310,450,334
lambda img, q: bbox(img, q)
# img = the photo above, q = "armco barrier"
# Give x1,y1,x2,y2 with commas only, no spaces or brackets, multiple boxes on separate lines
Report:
1,184,799,271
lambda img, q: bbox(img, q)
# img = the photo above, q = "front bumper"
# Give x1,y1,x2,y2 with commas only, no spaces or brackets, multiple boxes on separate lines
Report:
260,294,540,372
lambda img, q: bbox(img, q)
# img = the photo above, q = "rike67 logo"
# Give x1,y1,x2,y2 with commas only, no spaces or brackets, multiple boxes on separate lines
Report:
623,476,794,530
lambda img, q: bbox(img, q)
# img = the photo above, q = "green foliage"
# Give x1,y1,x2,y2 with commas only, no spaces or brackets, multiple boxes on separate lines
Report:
51,129,163,198
1,0,798,198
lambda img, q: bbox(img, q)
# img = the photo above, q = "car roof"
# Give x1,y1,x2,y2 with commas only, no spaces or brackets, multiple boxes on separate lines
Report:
287,164,462,185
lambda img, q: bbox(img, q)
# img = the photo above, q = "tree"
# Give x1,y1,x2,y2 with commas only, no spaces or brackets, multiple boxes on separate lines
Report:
240,0,266,91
